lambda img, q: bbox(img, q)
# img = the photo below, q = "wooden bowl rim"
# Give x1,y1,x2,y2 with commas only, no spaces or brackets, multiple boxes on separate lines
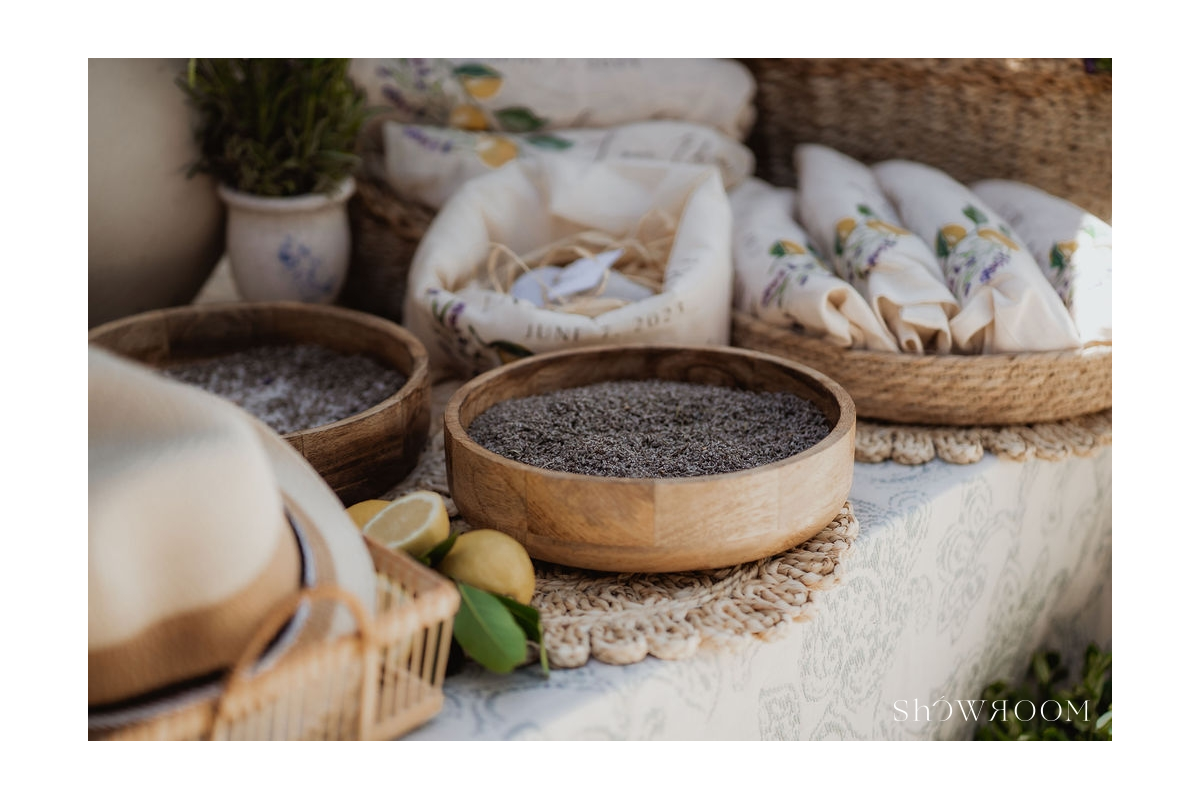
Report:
87,301,431,440
444,343,856,487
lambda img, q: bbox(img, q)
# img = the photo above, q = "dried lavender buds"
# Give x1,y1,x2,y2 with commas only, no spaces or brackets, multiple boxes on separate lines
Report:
467,379,830,478
163,343,408,435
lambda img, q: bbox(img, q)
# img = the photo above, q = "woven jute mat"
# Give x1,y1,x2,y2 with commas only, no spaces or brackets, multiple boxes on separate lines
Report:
388,382,858,669
855,410,1113,466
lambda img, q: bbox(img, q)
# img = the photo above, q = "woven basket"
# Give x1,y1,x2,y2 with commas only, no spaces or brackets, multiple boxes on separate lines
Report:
734,59,1112,427
337,61,1113,428
732,312,1111,426
339,146,437,325
741,58,1112,222
90,539,459,741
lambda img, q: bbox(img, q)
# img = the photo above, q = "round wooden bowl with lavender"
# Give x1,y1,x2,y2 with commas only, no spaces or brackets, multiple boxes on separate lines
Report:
88,301,431,506
445,344,855,573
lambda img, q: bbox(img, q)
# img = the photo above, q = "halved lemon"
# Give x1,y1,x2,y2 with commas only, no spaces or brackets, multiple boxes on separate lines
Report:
362,491,451,558
346,498,392,529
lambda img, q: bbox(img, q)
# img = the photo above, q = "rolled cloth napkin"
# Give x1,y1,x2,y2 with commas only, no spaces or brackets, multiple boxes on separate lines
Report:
873,160,1084,354
89,347,375,707
794,144,958,354
971,179,1112,345
730,177,898,351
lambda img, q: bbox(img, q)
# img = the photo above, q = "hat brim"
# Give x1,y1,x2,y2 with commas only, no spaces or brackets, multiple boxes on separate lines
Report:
88,414,377,731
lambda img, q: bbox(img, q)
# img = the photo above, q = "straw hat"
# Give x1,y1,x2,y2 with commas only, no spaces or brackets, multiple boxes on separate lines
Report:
88,347,376,711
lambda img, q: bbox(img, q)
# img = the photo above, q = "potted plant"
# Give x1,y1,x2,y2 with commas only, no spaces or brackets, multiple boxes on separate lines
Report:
178,58,371,303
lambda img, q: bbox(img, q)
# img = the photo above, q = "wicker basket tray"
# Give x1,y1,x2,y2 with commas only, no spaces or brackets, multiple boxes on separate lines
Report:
90,539,459,741
731,311,1111,427
741,58,1112,222
339,148,436,325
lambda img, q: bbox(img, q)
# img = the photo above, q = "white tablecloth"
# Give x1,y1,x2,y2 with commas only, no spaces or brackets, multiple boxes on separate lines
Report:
189,265,1112,740
404,447,1112,740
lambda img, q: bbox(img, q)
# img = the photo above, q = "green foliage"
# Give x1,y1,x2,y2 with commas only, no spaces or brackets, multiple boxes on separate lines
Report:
453,583,528,674
974,644,1112,741
177,58,372,197
419,533,549,677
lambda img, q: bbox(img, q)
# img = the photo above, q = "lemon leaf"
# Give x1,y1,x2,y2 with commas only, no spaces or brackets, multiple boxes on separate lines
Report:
421,533,458,568
495,594,549,678
453,582,527,674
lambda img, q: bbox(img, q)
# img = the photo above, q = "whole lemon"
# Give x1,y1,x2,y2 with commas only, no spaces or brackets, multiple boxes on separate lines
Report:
438,529,536,605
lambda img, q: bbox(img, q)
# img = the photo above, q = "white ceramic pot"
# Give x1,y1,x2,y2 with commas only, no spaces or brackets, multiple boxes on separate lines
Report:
89,59,226,327
219,178,356,304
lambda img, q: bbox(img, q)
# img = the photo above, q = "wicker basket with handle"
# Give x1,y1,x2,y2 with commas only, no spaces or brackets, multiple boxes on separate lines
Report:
90,539,459,741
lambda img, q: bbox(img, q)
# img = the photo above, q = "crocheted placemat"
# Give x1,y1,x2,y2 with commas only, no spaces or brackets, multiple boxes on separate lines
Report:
855,410,1113,466
387,381,859,669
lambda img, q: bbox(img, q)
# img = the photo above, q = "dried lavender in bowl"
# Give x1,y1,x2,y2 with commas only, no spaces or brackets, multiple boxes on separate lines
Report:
163,343,408,435
467,379,830,478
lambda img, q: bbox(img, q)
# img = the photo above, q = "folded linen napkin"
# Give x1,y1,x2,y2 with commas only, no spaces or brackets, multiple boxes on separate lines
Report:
873,160,1084,354
971,179,1112,345
351,58,756,141
382,119,755,209
794,144,958,354
730,177,898,351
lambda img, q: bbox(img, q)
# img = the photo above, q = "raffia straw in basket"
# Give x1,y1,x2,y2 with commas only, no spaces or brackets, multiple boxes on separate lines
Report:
475,210,675,317
91,539,459,741
740,58,1112,223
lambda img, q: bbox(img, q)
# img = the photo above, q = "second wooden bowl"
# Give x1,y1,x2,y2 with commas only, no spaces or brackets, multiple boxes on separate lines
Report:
88,301,431,506
445,344,855,573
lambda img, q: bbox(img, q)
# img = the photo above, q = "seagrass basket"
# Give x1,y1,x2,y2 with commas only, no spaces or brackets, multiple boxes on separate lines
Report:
339,146,436,325
90,539,459,741
740,58,1112,222
733,58,1112,426
732,312,1111,426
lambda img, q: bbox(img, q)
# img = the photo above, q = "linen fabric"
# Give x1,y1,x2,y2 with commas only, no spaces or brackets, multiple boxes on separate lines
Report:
351,58,756,141
382,119,756,209
405,158,733,380
971,179,1112,345
730,177,898,352
794,144,958,354
88,348,376,707
873,160,1083,354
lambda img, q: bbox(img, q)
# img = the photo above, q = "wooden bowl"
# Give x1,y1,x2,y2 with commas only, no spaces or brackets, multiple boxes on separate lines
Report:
444,344,855,573
88,301,431,506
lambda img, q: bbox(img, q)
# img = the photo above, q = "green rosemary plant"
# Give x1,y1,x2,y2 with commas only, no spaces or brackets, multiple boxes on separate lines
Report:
178,58,371,198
